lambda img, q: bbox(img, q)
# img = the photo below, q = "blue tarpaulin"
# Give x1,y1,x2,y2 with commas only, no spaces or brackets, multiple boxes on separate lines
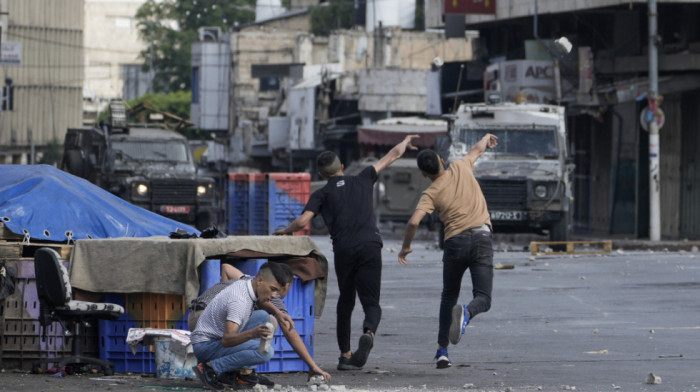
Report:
0,164,197,242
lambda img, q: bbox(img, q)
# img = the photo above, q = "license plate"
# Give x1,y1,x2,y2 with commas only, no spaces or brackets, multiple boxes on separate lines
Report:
490,210,526,221
161,205,190,214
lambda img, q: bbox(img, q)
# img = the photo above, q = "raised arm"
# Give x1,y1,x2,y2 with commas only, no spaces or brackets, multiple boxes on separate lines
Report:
372,134,419,174
465,133,498,162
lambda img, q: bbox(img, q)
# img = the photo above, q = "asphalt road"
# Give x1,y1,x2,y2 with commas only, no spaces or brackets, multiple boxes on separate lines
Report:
1,232,699,392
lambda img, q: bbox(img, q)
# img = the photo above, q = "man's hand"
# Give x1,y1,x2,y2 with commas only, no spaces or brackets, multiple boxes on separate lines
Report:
400,134,420,154
251,324,273,339
398,247,412,265
484,133,498,149
308,366,332,382
275,312,295,332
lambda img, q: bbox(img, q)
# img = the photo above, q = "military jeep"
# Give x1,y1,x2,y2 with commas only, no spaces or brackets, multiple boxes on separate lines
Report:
61,105,217,230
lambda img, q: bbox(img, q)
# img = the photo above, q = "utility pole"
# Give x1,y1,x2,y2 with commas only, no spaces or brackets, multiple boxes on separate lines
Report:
648,0,661,241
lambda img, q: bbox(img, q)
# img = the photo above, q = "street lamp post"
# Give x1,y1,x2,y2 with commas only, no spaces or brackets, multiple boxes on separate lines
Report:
648,0,661,241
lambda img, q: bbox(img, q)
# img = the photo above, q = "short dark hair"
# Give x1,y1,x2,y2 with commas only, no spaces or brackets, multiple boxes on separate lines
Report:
258,262,294,286
417,149,441,175
316,151,341,178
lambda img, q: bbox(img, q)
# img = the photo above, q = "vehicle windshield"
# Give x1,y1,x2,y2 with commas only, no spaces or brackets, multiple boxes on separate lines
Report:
112,140,190,163
459,128,559,158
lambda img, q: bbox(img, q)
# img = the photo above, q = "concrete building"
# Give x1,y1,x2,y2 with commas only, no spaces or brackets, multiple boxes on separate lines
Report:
0,0,84,164
446,0,700,239
83,0,147,124
220,10,476,169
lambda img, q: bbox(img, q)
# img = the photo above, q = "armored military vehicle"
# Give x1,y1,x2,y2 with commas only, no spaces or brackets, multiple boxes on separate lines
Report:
446,102,573,241
61,102,217,230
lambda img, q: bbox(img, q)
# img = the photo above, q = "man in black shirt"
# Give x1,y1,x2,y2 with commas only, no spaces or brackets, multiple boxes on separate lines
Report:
274,135,418,370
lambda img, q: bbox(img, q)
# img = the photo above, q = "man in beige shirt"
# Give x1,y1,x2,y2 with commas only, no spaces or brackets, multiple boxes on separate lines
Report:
398,133,498,369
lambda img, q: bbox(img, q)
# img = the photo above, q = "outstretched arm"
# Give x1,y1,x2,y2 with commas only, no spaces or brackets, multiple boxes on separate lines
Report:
279,319,331,382
372,134,419,174
398,209,427,265
273,210,315,235
465,133,498,162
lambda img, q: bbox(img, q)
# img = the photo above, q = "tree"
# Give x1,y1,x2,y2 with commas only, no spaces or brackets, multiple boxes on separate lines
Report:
310,0,354,36
136,0,255,93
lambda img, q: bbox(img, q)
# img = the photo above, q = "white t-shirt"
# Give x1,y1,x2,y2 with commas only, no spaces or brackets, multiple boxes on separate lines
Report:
190,279,257,344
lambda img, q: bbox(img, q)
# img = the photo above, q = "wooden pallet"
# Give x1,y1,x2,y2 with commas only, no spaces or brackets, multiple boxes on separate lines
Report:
0,240,73,260
530,240,612,255
0,222,23,241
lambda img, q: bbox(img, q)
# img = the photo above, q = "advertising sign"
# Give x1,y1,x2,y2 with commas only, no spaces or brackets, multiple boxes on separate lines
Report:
484,60,556,103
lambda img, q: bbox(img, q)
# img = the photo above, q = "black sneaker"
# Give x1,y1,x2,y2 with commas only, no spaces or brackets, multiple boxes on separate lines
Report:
238,370,274,387
192,362,226,390
351,332,374,367
337,356,362,371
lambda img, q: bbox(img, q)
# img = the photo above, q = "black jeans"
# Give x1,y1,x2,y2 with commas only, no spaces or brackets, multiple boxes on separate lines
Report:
334,242,382,353
438,230,493,348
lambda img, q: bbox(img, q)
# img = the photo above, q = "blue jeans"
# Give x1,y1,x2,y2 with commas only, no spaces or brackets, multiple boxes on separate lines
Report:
192,310,274,375
438,230,493,348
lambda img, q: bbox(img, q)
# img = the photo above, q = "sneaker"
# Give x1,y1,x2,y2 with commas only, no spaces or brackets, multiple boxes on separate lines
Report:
192,362,226,390
337,356,362,371
239,370,274,387
350,333,374,367
434,348,452,369
448,304,470,345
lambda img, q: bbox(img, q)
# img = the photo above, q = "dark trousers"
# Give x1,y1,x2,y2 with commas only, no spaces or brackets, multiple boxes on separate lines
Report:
334,242,382,353
438,230,493,348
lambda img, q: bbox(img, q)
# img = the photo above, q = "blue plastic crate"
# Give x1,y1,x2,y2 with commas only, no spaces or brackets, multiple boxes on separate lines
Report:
267,173,310,235
231,259,315,373
248,173,268,235
226,173,249,235
99,293,188,374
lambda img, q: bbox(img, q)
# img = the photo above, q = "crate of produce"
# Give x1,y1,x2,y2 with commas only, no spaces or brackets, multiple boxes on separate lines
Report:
248,173,268,235
98,293,188,374
1,258,98,370
226,173,249,235
267,173,311,235
230,259,315,373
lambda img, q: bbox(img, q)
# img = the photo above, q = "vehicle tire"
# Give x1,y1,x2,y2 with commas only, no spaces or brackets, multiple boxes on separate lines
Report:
103,366,114,376
196,212,212,231
549,213,569,242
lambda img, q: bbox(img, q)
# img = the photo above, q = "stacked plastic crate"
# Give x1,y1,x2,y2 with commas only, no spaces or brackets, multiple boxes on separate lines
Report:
1,257,99,371
226,173,249,235
248,173,269,235
267,173,311,236
232,259,315,372
98,293,188,373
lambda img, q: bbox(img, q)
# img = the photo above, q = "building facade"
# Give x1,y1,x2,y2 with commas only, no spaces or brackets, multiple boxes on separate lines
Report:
0,0,84,164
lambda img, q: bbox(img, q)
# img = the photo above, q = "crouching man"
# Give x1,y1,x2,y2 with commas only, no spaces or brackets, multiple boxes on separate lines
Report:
191,262,293,390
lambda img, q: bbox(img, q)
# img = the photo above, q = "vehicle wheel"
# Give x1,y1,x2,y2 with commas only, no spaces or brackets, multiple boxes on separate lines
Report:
103,366,114,376
549,214,569,242
195,212,212,231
